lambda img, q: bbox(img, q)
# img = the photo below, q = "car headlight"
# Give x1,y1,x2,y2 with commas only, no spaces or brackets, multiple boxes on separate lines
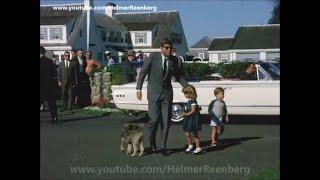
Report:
171,104,184,122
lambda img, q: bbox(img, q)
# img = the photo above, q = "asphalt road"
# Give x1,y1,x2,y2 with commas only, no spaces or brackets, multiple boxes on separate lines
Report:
40,111,279,180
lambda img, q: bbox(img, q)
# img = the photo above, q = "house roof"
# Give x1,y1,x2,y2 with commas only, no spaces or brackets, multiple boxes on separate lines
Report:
95,13,128,31
190,36,211,48
40,5,128,47
208,38,234,51
40,5,83,25
122,22,159,31
40,5,85,47
114,11,180,48
231,24,280,49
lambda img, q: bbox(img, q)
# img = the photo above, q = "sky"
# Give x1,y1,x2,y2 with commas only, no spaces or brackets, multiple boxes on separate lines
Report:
41,0,277,47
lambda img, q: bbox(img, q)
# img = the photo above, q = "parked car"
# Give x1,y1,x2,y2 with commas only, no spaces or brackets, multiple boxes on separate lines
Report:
111,62,280,122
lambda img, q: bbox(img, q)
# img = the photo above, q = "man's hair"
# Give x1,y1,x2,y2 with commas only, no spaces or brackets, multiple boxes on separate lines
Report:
71,49,77,53
247,63,255,69
40,46,46,55
182,85,197,99
214,87,225,96
160,38,173,47
64,51,70,55
76,48,83,53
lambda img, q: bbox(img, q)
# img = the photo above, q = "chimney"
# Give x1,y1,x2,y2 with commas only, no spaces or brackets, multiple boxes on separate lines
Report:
105,2,116,18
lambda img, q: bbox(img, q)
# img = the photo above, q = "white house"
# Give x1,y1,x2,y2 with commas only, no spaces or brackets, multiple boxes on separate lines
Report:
208,24,280,63
40,1,133,63
113,10,189,57
187,36,212,62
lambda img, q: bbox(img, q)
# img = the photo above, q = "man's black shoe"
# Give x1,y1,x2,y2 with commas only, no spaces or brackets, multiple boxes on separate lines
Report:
146,146,157,154
160,149,170,156
51,117,61,123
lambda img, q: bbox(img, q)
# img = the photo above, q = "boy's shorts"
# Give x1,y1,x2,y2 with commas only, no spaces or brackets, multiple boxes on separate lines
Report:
210,117,223,127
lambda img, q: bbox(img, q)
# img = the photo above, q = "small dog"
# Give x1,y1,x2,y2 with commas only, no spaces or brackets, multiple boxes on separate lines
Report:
120,123,144,156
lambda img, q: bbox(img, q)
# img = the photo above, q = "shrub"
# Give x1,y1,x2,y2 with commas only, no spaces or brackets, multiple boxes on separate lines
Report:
218,61,252,79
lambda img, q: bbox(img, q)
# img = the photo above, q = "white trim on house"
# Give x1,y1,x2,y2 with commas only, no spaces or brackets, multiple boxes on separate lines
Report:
115,10,178,15
130,31,152,47
133,48,160,52
43,46,72,51
189,48,208,50
40,25,67,44
241,24,280,27
212,36,233,39
208,48,280,53
228,48,280,53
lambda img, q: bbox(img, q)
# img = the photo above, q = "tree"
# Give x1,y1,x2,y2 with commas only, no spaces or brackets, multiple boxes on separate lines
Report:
268,1,280,24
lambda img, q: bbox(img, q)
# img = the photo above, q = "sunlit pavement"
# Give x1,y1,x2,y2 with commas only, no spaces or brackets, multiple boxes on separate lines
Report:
40,111,279,180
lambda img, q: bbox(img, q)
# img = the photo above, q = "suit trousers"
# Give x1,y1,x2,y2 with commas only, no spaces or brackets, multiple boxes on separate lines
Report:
148,92,172,149
62,83,74,110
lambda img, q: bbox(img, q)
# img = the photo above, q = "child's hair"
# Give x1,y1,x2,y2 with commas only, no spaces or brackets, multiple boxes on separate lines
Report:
182,85,197,99
214,87,225,96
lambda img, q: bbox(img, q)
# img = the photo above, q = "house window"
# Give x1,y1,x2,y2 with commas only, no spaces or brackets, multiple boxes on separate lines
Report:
117,32,122,43
40,28,48,40
125,32,131,44
79,29,83,37
135,33,147,44
220,53,229,62
108,31,115,42
199,53,205,60
170,33,182,44
98,52,102,61
101,30,106,42
49,28,63,40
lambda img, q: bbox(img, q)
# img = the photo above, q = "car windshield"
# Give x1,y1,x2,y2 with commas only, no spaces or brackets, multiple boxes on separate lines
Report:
260,62,280,80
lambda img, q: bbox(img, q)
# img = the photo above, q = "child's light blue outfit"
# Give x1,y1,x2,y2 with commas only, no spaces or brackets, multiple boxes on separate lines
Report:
208,99,228,127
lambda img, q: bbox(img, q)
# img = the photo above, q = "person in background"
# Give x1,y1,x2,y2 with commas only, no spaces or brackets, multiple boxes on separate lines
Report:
85,51,101,104
58,51,78,111
135,51,144,78
40,46,58,123
71,49,77,59
106,51,115,67
239,63,257,80
85,51,101,76
72,49,91,108
172,47,183,69
120,50,137,84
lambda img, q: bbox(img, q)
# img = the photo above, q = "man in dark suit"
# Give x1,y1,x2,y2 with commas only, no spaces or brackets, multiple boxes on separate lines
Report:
40,46,58,123
72,49,91,108
136,38,189,156
120,50,137,84
58,51,78,111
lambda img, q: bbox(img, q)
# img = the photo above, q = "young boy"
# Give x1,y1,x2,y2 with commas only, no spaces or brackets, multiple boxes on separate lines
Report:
208,87,229,147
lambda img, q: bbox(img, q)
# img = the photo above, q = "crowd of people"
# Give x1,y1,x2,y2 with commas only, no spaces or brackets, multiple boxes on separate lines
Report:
40,46,152,123
41,47,111,122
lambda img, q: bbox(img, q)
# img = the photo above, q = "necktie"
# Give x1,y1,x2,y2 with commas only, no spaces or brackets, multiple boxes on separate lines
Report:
163,57,167,78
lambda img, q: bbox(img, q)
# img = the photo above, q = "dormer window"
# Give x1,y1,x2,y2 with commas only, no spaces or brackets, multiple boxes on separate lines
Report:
40,25,66,43
136,33,147,44
40,28,48,40
49,28,63,40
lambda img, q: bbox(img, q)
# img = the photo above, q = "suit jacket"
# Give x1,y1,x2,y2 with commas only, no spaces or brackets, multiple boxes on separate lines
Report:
136,52,188,102
72,56,89,83
40,55,57,94
120,59,136,84
58,59,78,86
